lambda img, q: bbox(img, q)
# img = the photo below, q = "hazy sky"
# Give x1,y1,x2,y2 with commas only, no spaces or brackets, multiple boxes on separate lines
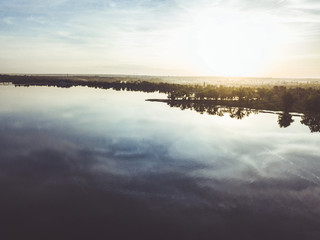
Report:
0,0,319,77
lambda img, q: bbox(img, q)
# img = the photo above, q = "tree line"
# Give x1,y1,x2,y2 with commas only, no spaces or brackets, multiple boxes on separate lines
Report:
1,74,320,132
1,74,320,113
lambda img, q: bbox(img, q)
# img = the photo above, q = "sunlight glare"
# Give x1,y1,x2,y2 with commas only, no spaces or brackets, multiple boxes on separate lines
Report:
186,9,289,76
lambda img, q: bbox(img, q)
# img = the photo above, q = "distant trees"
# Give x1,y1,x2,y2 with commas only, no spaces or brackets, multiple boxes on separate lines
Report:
2,74,320,132
164,84,320,114
282,92,295,110
305,94,320,112
2,74,320,115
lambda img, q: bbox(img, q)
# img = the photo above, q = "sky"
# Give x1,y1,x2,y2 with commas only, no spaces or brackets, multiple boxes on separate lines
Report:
0,0,319,77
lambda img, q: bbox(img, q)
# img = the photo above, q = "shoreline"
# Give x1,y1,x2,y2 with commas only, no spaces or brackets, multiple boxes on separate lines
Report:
1,74,320,115
1,74,320,87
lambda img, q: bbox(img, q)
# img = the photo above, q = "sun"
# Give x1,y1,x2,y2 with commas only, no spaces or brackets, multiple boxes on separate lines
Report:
185,9,288,77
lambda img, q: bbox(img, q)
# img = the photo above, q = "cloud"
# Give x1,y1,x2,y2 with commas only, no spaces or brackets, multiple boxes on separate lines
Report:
2,17,14,25
0,0,319,76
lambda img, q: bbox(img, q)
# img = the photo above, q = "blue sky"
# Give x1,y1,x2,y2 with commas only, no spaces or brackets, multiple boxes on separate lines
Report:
0,0,319,77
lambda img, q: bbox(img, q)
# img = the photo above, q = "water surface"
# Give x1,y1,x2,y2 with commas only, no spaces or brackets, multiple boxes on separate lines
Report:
1,85,320,240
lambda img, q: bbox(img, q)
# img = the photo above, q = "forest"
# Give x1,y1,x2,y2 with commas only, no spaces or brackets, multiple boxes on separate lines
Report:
1,74,320,132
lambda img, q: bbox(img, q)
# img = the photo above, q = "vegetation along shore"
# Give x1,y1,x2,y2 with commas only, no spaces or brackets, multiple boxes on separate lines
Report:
1,74,320,132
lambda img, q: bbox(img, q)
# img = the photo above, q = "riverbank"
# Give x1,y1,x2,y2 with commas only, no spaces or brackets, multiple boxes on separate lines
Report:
1,74,320,114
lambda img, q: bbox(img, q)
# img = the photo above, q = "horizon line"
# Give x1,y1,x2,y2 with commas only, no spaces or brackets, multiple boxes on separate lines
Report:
1,73,320,80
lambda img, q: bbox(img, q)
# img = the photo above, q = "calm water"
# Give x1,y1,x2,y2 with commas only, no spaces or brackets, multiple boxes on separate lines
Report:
1,85,320,240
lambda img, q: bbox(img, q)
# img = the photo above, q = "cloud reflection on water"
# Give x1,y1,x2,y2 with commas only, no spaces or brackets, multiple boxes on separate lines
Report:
1,86,320,239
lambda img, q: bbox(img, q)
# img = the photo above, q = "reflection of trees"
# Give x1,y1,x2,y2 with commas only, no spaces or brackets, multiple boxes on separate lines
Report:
3,75,320,132
278,112,294,128
3,74,320,113
301,114,320,132
167,101,256,120
167,100,320,132
229,107,247,119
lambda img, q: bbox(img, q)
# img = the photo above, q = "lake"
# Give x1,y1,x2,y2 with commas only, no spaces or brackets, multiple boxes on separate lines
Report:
1,85,320,240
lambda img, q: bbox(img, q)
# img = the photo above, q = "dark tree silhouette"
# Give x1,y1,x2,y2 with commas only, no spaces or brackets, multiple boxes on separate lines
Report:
305,94,320,112
282,92,295,110
229,107,246,119
301,114,320,132
278,112,294,128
